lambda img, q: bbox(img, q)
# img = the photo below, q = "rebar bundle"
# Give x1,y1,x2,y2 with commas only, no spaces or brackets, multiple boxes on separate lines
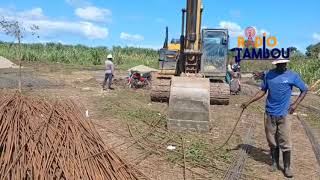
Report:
297,115,320,167
223,122,255,180
0,92,142,180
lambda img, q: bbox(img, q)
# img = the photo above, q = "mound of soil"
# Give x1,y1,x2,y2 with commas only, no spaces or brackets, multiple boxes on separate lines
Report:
0,56,19,69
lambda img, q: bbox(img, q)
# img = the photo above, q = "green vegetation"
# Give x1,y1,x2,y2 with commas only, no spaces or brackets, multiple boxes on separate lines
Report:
101,88,234,170
239,60,273,72
0,41,319,85
289,58,320,85
306,43,320,59
0,42,159,69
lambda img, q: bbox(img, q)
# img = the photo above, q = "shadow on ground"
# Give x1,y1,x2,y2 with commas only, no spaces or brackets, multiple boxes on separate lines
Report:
229,144,271,166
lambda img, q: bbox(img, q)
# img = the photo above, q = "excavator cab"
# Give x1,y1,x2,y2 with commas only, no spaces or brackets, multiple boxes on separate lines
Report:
201,29,229,78
159,28,181,75
159,49,178,71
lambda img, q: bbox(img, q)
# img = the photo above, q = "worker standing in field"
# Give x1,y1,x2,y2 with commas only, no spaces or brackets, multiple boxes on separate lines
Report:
241,59,308,178
226,60,241,94
103,54,115,90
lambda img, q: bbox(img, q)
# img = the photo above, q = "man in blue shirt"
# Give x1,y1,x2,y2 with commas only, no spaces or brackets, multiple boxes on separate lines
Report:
241,59,308,178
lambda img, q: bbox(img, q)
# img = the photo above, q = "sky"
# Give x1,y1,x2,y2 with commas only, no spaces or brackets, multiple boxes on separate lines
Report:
0,0,319,51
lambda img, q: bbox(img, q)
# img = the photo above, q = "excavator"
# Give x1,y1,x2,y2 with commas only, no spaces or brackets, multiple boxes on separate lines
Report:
151,0,230,132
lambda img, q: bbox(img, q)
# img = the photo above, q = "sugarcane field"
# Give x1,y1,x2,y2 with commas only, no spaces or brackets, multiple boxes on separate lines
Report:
1,0,320,179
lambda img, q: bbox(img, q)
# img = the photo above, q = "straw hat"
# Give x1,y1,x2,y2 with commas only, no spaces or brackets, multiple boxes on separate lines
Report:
272,58,290,65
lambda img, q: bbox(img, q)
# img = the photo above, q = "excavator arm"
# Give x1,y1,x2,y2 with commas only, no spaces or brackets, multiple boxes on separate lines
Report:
176,0,203,75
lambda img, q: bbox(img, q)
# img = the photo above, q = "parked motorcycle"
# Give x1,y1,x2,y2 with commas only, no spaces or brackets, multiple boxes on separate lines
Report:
128,71,151,89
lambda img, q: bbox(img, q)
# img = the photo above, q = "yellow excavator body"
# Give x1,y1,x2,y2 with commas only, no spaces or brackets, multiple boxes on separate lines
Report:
151,0,230,132
167,43,180,51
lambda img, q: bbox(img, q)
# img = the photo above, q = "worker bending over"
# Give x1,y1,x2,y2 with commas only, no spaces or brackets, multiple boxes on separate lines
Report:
241,58,308,178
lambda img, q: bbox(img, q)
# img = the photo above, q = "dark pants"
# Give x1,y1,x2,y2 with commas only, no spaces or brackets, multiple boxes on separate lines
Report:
103,73,113,89
264,114,292,152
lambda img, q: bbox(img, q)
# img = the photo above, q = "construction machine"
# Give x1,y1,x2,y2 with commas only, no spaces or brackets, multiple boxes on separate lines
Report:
151,0,230,132
158,27,181,73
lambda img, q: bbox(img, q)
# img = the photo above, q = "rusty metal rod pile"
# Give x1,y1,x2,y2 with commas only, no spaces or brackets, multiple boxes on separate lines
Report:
223,122,255,180
0,92,142,180
297,114,320,167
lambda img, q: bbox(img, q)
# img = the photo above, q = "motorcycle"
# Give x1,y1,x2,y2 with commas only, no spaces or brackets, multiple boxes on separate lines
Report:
128,71,151,89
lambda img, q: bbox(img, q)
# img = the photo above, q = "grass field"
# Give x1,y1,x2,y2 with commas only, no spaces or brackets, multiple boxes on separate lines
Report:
0,42,158,70
0,41,319,85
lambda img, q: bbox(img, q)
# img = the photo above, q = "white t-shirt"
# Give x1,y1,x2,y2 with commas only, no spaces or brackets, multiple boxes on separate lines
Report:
105,60,114,74
227,64,233,72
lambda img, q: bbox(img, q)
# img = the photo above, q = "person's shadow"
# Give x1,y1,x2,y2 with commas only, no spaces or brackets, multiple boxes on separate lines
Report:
229,144,272,166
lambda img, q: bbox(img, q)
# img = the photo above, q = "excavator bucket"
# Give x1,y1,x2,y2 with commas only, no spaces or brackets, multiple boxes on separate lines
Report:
168,76,210,132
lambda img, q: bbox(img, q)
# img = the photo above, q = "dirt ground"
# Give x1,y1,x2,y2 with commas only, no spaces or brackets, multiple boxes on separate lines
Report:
1,63,319,180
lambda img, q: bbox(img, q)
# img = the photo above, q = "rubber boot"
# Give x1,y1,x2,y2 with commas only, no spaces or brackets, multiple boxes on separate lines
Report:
283,151,293,178
270,147,280,172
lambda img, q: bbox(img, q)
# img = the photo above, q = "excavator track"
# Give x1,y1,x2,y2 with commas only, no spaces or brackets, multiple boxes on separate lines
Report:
150,78,171,102
210,83,230,105
151,78,230,105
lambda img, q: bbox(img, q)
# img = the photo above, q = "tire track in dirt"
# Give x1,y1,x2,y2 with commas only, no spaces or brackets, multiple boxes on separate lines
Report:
244,113,320,179
19,69,320,180
223,122,256,180
297,115,320,173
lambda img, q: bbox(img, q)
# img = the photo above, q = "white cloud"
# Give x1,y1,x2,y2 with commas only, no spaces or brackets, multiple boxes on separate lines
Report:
19,8,44,19
218,21,271,37
26,20,108,39
0,8,14,19
219,21,242,37
0,7,109,40
120,32,144,41
313,33,320,41
75,6,112,22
